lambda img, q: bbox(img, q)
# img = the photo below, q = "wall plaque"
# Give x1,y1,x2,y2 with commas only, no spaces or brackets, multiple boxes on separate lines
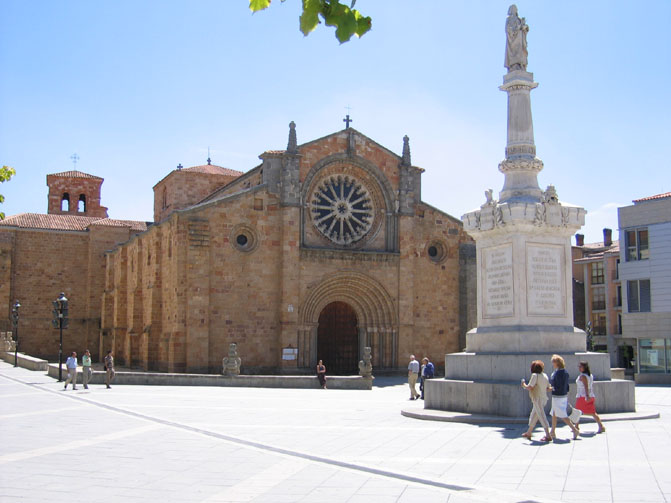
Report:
482,243,514,318
526,243,565,316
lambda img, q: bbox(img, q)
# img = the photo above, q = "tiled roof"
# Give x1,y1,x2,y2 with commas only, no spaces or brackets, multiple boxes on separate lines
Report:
633,192,671,203
0,213,147,232
181,164,242,176
262,150,286,155
48,170,103,180
574,241,620,263
87,219,149,232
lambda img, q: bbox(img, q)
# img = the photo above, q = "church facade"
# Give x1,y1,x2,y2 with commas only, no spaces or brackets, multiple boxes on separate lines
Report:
1,124,475,374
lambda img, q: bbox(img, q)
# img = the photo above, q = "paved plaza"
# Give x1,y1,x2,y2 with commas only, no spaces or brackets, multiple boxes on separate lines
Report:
1,361,670,503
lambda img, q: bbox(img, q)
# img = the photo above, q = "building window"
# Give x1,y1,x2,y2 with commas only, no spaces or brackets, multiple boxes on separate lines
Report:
616,285,622,307
638,338,669,374
162,187,167,209
78,194,86,213
231,225,258,253
591,262,604,285
627,279,651,312
625,228,649,261
592,287,606,311
61,193,70,212
615,258,620,280
617,313,622,334
591,313,606,335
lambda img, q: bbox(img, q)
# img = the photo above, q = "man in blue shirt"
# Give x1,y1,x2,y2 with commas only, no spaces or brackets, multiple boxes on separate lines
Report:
64,352,78,391
420,357,435,400
407,355,420,400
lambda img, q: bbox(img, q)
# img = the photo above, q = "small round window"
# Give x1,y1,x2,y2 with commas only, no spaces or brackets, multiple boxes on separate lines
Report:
426,240,447,263
231,225,258,253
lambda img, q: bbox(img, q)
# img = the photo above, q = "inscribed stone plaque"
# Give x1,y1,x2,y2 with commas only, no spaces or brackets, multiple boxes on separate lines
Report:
482,244,514,318
526,244,565,316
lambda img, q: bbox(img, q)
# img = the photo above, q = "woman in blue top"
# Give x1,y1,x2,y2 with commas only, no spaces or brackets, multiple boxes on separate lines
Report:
549,354,579,440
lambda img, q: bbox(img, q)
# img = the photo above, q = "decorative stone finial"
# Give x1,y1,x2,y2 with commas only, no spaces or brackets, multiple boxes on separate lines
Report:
358,346,373,379
222,343,241,376
401,135,411,166
287,121,298,154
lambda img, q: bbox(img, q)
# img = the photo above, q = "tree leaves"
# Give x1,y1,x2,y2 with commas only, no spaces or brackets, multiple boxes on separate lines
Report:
0,165,15,220
249,0,371,43
249,0,271,11
300,0,321,35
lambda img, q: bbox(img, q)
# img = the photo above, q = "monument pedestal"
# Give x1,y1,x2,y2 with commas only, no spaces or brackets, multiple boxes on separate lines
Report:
424,6,636,419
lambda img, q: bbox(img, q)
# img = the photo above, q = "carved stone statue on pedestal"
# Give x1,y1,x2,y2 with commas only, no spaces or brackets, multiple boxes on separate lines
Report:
358,346,373,378
505,4,529,72
222,343,241,376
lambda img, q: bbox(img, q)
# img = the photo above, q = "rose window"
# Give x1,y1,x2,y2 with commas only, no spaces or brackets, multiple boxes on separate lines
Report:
310,175,374,245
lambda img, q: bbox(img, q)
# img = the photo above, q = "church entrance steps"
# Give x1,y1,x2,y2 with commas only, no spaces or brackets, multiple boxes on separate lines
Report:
39,362,372,389
1,351,49,372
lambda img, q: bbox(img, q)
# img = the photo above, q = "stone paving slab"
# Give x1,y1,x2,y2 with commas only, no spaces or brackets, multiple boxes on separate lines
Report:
1,362,670,502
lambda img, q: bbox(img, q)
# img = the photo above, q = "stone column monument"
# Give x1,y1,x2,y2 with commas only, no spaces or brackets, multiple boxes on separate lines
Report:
425,5,634,417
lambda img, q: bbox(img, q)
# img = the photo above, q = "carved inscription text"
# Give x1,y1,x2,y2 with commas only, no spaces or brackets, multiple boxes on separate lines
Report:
527,244,565,316
483,244,514,318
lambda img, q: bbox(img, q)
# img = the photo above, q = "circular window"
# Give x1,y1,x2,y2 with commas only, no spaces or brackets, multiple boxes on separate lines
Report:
231,225,258,253
426,240,447,263
309,175,374,246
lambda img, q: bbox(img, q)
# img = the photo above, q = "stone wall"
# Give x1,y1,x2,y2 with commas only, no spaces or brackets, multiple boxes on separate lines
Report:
0,226,135,360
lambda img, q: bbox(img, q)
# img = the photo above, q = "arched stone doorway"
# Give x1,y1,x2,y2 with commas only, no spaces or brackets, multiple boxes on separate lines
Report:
297,271,398,372
317,301,359,375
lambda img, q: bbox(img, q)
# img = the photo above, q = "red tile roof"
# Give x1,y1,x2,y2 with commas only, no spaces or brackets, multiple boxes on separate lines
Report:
181,164,242,176
633,192,671,203
48,170,103,180
262,150,286,155
0,213,147,232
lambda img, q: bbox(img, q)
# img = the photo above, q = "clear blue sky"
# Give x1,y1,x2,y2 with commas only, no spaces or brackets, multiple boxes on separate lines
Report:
1,1,669,243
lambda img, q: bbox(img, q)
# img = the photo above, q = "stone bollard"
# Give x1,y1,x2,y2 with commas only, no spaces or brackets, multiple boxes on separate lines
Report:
358,346,373,379
222,343,241,376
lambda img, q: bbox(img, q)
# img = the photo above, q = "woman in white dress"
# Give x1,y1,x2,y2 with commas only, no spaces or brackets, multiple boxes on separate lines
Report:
521,360,553,442
573,361,606,433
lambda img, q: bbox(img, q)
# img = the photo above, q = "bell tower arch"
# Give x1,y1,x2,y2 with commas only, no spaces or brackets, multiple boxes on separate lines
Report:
46,170,108,218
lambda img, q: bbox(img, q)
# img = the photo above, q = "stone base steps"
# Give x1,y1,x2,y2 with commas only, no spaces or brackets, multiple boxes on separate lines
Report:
44,362,372,389
401,404,660,424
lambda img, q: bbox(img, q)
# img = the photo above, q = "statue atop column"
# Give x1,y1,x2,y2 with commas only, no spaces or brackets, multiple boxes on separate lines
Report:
504,4,529,72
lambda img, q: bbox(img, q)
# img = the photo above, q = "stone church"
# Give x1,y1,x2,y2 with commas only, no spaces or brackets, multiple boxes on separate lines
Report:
1,124,475,374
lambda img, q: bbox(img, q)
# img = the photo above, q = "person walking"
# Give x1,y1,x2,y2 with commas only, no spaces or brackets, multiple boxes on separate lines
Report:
408,355,420,400
573,361,606,433
316,360,327,389
521,360,553,442
549,354,580,440
104,350,115,389
63,352,78,390
419,357,435,400
82,349,92,389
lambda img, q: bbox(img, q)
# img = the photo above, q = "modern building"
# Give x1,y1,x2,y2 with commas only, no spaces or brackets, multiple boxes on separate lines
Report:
572,229,632,371
618,192,671,383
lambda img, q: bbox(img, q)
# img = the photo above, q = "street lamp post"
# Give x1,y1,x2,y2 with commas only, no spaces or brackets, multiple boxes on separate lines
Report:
11,300,20,367
52,293,68,382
